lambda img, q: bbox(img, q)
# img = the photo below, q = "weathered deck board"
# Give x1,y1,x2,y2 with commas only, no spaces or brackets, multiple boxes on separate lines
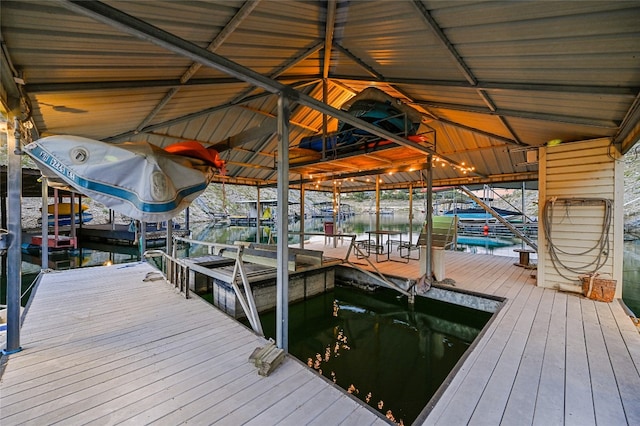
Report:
500,287,553,424
563,292,595,425
581,298,628,425
594,301,640,425
466,284,543,424
533,291,568,424
423,266,536,425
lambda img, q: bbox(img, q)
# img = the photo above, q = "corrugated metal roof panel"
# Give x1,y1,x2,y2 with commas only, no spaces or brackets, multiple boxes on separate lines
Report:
2,0,639,192
336,1,466,80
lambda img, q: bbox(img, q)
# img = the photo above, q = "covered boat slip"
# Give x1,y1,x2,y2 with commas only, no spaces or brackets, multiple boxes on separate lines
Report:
0,262,388,425
2,249,639,425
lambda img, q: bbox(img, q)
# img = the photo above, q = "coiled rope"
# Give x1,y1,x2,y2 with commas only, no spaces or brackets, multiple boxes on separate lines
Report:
542,197,612,281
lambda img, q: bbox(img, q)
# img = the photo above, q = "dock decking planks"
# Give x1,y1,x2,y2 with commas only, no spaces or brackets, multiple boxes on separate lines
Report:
0,262,388,425
305,241,640,425
2,245,639,425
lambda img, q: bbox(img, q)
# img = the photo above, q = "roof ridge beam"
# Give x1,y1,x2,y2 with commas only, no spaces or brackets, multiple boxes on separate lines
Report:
412,0,476,86
327,74,639,97
322,0,337,79
415,100,619,129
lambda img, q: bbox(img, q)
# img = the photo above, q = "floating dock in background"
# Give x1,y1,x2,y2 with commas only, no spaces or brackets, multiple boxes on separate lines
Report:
77,223,189,246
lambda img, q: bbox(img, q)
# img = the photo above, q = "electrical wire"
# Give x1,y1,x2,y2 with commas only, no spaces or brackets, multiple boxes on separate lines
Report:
542,197,612,281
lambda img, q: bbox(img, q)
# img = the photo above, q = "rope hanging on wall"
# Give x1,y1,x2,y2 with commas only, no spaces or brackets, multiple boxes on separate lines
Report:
542,197,612,281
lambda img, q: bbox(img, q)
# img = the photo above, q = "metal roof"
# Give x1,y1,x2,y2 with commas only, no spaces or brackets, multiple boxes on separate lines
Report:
2,0,639,193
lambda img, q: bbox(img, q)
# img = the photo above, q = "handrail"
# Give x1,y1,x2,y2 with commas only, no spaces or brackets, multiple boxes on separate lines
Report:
171,236,238,256
160,233,409,331
485,186,537,224
160,236,264,335
143,250,190,299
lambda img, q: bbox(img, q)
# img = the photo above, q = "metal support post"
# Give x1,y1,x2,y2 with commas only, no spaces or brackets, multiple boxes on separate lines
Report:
40,177,49,269
375,175,381,245
4,119,23,355
332,184,338,248
276,94,290,351
409,183,414,244
69,192,77,241
256,187,261,242
425,156,433,282
139,221,146,259
300,178,305,249
166,218,173,256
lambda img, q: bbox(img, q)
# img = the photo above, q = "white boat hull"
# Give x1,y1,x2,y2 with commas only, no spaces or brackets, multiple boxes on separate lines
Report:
25,135,218,222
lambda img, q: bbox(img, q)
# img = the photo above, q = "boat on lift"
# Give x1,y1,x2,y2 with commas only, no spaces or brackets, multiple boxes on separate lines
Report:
444,204,522,222
24,135,225,222
292,87,426,161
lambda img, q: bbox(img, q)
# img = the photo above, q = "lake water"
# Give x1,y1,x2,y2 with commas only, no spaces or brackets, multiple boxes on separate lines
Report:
3,213,639,317
623,239,640,315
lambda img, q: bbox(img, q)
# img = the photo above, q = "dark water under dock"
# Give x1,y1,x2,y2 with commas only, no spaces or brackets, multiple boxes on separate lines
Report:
246,283,492,425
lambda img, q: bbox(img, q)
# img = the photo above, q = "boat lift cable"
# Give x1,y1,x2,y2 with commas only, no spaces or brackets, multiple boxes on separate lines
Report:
486,186,537,224
542,197,612,281
459,185,538,251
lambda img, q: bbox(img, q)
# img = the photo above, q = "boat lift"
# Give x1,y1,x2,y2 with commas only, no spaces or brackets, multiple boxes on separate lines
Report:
459,185,538,251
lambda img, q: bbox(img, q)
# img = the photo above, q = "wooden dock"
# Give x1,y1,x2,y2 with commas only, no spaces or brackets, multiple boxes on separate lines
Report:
2,240,640,425
0,262,388,425
303,238,640,425
77,223,189,246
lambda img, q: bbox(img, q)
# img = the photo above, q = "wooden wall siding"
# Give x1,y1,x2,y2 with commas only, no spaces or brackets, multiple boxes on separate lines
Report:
538,138,623,294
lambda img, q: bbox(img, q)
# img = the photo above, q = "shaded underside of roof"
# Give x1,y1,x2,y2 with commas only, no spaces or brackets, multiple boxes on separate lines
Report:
1,0,639,193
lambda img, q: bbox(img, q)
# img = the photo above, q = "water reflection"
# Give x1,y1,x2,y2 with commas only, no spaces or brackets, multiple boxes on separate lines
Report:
258,284,492,425
623,240,640,316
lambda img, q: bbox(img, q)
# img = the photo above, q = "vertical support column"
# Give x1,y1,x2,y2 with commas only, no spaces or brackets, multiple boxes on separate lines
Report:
424,156,433,282
256,187,261,243
331,180,340,248
375,175,380,250
4,119,22,355
276,94,290,351
166,218,173,256
78,194,83,231
139,221,146,259
69,192,77,246
321,78,328,159
40,178,49,269
409,183,414,244
521,182,526,249
300,178,305,249
53,188,59,244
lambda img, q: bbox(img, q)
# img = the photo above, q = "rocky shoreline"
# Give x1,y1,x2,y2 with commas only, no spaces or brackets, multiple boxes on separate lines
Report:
16,151,640,238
